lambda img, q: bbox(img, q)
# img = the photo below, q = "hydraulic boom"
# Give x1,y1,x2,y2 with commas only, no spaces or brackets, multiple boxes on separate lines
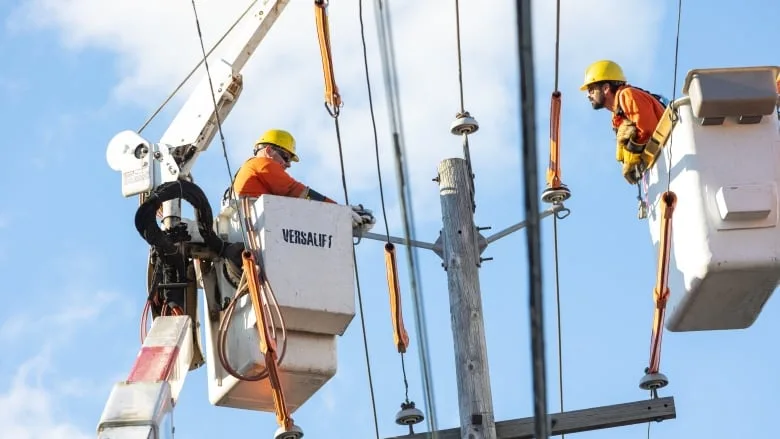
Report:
100,1,292,438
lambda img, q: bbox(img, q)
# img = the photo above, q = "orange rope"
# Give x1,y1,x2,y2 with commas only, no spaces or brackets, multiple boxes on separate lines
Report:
647,191,676,374
314,0,342,114
241,250,294,431
546,91,563,189
384,243,410,353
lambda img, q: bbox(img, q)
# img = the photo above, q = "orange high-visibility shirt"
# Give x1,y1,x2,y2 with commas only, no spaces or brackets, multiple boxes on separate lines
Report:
611,86,665,145
232,157,307,198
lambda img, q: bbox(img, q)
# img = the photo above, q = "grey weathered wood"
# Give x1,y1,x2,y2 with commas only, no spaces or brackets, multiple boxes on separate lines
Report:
438,158,496,439
385,396,676,439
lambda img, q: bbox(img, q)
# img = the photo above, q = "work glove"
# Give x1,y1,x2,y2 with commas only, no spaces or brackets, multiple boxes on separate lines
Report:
350,204,376,233
616,120,638,148
350,210,364,228
615,120,647,185
615,140,623,162
621,152,646,185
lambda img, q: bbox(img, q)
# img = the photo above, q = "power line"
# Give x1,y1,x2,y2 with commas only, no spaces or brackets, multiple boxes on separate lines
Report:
188,0,249,243
550,0,566,434
453,0,466,113
359,0,414,409
647,4,684,438
141,0,259,134
666,0,684,194
515,2,550,439
452,0,476,211
372,0,439,434
329,113,381,439
359,0,391,243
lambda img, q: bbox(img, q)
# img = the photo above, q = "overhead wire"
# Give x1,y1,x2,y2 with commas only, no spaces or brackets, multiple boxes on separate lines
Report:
186,0,257,346
140,0,260,346
358,0,414,408
188,0,300,430
332,115,381,439
372,0,439,434
360,0,391,241
315,2,379,438
187,0,250,245
139,0,259,134
549,0,566,435
647,2,684,438
514,1,550,439
453,0,476,211
667,0,683,194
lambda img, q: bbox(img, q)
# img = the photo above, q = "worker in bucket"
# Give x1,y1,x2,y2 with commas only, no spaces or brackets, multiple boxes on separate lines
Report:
230,128,376,231
580,60,666,185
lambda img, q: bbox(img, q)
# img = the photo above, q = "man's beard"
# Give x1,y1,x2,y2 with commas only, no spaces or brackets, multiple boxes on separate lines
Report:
590,100,605,110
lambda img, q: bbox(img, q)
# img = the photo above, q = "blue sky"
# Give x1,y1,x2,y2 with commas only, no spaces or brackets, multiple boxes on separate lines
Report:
1,0,779,438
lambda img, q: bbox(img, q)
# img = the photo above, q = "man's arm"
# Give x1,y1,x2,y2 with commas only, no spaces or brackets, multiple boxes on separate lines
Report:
619,88,663,145
260,160,338,203
301,187,337,204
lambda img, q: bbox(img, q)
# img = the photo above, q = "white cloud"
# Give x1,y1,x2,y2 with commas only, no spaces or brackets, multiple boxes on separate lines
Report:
8,0,665,228
0,290,122,342
0,272,131,438
0,349,91,439
0,288,124,439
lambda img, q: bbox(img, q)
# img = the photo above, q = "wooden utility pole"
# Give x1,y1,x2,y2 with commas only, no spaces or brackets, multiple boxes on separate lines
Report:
436,157,496,439
363,162,678,439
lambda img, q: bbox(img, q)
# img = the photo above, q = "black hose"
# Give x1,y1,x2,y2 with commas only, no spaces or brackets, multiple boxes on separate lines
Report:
134,180,227,256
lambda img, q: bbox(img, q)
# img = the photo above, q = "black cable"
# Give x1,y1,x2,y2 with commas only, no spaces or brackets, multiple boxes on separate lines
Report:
667,0,683,193
550,0,565,432
454,0,466,113
515,1,549,439
330,101,380,439
359,0,413,407
359,0,391,242
552,215,565,425
189,0,249,242
140,0,258,133
453,0,476,211
373,0,438,432
135,180,225,256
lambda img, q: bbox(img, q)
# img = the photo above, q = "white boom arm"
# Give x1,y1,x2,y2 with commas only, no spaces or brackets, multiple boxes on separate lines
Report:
97,316,193,439
106,0,290,199
99,1,289,437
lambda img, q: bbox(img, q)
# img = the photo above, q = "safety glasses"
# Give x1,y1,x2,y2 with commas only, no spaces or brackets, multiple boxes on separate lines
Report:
273,146,292,164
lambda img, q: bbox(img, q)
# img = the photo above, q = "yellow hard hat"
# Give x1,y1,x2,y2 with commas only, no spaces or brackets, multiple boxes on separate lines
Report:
254,129,299,162
579,60,627,91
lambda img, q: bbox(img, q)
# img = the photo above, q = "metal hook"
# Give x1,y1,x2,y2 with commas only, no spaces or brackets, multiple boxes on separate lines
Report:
636,182,648,220
555,207,571,220
553,203,571,220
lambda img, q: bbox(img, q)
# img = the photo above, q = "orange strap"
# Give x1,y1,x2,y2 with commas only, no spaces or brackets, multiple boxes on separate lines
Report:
546,91,563,189
647,191,676,374
314,0,342,115
242,251,294,431
384,243,410,353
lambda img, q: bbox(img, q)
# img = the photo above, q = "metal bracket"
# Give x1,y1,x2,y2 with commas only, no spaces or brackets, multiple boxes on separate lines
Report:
356,203,567,261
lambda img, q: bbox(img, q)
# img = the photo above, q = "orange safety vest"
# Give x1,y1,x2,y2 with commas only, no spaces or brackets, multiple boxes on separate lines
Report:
232,157,307,198
611,85,666,145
